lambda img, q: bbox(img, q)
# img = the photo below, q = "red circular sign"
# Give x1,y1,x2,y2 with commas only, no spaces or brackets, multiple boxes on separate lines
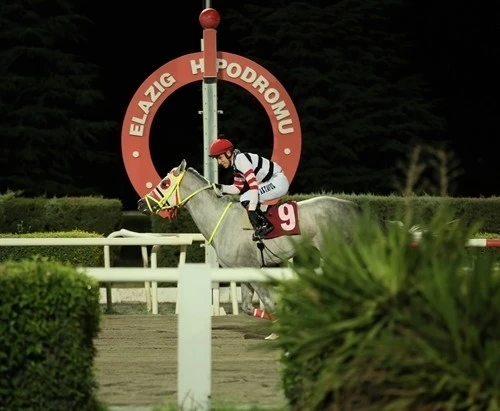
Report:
121,51,301,196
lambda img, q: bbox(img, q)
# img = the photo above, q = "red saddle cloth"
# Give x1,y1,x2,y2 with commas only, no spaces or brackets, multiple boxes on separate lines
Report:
262,200,301,240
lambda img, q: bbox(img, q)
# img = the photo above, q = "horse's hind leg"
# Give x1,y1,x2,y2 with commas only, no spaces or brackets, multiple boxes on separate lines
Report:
240,282,254,314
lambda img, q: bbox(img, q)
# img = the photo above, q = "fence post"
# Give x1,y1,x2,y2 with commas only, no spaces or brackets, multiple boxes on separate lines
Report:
177,263,212,410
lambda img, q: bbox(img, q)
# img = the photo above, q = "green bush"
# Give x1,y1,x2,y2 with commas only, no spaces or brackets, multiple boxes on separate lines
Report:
0,195,122,235
0,258,102,410
272,208,500,411
0,230,106,266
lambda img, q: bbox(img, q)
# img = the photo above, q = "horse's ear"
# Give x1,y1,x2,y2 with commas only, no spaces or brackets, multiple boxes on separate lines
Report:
179,159,187,172
173,159,187,176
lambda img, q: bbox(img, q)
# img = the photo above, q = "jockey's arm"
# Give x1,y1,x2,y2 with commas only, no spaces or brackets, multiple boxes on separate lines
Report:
220,176,244,195
228,154,259,211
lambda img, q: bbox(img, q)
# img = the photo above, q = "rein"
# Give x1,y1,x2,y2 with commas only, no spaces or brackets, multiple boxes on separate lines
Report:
207,201,234,245
145,170,234,245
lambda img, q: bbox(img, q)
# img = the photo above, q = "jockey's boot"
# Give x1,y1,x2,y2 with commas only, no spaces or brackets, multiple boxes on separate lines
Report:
252,208,274,241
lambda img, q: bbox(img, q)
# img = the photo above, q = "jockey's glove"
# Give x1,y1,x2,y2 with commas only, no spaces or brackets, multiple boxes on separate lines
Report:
212,183,223,197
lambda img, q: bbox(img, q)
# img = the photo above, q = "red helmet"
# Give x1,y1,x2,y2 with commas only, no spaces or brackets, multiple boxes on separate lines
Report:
209,138,234,157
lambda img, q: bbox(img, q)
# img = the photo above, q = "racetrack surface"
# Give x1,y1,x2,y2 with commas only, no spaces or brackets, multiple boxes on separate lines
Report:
95,314,286,409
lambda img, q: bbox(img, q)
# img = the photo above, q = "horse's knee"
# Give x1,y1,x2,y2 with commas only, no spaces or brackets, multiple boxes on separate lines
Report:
251,283,276,313
240,283,254,314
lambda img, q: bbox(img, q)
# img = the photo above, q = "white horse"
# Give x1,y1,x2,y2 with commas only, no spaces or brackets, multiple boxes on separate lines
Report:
137,159,363,316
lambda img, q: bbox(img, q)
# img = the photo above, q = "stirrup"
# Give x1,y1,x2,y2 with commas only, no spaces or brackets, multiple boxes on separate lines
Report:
252,232,263,241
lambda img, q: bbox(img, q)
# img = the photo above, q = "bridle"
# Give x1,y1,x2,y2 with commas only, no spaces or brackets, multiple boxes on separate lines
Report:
143,170,212,215
142,170,234,244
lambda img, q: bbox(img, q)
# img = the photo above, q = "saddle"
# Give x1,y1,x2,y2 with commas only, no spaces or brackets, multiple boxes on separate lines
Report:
242,200,301,240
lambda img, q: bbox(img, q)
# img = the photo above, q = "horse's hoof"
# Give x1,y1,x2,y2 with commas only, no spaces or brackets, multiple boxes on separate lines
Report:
241,305,254,315
265,333,279,340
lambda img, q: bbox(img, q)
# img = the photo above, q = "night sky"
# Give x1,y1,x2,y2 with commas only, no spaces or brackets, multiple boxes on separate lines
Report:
83,1,497,208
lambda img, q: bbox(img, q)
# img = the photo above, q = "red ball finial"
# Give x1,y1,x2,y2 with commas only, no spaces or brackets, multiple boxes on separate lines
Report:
199,8,221,29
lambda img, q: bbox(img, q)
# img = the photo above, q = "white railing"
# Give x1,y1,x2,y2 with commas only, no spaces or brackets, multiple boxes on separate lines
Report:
0,231,241,316
2,231,500,316
105,229,239,315
102,229,229,315
0,236,196,246
82,266,295,282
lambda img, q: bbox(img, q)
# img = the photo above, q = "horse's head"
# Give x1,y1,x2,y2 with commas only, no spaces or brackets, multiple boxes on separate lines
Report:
137,159,187,217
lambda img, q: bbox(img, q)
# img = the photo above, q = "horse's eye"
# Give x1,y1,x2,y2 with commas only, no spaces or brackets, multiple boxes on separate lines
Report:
160,178,170,189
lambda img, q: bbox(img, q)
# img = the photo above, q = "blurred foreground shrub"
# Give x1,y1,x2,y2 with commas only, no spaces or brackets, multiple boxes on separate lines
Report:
0,258,102,411
273,208,500,411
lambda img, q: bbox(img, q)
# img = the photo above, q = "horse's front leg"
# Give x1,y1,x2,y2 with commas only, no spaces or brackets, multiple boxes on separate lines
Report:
240,282,255,314
250,282,275,315
251,282,279,340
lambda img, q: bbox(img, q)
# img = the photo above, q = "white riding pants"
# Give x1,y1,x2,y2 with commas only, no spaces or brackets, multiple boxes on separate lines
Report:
240,172,289,205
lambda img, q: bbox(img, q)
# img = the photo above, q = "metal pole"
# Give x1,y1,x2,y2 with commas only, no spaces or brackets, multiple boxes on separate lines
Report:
201,5,219,272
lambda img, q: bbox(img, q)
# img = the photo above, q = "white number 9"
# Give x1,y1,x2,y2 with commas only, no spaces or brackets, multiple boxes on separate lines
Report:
278,204,296,231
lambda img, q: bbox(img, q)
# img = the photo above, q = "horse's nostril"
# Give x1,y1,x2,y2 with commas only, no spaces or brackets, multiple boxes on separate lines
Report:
137,199,149,214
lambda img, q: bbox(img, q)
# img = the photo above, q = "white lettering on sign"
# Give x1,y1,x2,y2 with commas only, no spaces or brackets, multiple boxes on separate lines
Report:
129,73,176,137
190,58,295,135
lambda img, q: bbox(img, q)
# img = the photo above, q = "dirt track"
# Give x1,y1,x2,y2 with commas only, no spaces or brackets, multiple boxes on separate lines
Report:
94,314,286,408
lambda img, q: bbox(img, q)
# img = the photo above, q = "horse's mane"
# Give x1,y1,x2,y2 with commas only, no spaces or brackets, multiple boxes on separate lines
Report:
187,167,236,204
187,167,210,184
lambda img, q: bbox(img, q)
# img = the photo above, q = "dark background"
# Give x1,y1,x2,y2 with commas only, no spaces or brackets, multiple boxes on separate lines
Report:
1,0,497,210
93,1,499,207
89,1,264,208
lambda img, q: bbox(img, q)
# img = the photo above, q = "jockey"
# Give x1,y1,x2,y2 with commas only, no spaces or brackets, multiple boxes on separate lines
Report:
209,137,290,241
